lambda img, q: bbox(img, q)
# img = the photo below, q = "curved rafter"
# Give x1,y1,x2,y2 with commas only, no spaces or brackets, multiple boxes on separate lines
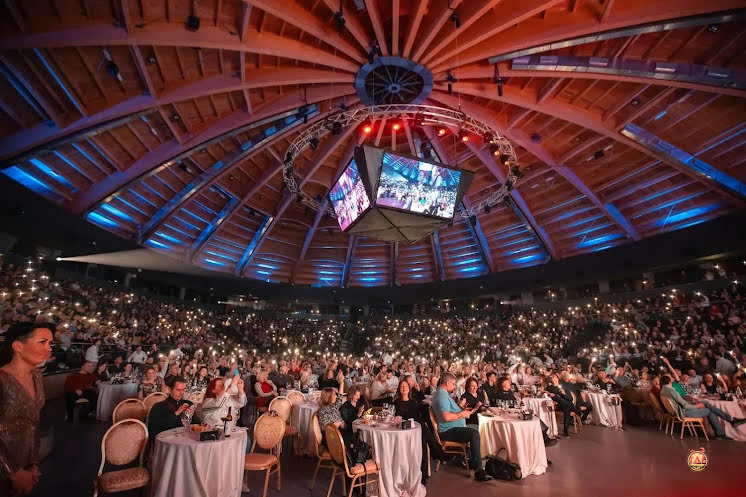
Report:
0,0,743,288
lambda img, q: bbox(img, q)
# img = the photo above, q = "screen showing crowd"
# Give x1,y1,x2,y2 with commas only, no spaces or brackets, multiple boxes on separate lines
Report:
329,158,371,231
375,152,461,219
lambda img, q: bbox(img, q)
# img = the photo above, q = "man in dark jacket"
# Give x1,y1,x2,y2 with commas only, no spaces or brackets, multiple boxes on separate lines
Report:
148,376,200,439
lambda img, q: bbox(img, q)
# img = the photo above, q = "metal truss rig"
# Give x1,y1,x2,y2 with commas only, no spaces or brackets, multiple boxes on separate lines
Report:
282,104,521,219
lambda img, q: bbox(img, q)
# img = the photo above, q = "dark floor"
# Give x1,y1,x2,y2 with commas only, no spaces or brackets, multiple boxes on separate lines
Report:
34,398,741,497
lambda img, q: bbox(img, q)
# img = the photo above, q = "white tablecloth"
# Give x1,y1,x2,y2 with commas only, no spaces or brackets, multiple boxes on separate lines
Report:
96,382,139,421
583,391,623,429
353,420,426,497
478,412,547,478
706,400,746,441
290,402,318,455
523,397,558,438
151,427,248,497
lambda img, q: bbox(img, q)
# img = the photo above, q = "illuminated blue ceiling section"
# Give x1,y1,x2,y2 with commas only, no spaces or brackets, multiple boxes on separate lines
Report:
621,123,746,199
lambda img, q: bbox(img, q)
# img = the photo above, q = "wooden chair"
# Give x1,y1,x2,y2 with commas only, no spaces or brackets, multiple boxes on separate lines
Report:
309,412,335,490
659,395,709,441
113,398,147,423
244,413,285,497
647,392,672,432
429,407,471,477
268,396,300,451
93,419,150,497
286,390,306,406
324,424,381,497
143,392,167,414
554,393,581,434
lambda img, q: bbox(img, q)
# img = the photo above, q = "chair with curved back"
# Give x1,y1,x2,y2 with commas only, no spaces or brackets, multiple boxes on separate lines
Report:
648,391,672,432
286,390,306,406
112,398,147,423
309,411,335,490
244,412,286,497
268,395,300,451
93,419,150,497
143,392,168,414
659,394,709,440
324,424,381,497
429,407,471,477
569,391,583,432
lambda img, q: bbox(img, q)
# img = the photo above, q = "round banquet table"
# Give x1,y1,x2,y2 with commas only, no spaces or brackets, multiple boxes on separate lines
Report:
523,397,558,438
702,399,746,441
96,382,139,421
583,390,623,429
151,427,248,497
477,411,547,478
352,420,426,497
291,402,318,455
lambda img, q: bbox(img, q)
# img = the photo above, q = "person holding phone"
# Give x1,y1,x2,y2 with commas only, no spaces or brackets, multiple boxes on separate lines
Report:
431,373,492,482
459,377,485,425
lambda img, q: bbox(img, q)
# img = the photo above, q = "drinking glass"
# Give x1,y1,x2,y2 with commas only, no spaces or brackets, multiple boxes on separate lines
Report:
181,409,192,434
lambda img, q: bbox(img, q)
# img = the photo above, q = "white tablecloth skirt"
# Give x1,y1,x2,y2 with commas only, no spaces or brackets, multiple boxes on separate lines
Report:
290,402,318,455
707,400,746,441
151,427,248,497
523,398,558,438
583,391,623,429
478,413,547,478
353,421,426,497
96,383,139,421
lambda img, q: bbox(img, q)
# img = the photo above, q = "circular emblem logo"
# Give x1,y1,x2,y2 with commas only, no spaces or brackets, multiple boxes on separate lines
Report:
687,447,708,471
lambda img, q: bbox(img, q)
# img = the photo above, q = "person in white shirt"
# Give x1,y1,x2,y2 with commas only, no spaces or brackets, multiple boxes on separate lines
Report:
198,376,247,430
85,339,101,363
127,345,147,364
382,353,393,366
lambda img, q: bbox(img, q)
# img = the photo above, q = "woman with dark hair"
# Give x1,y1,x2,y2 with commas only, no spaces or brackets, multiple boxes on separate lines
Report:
459,377,485,425
138,366,165,400
393,380,447,486
189,366,210,390
0,322,54,495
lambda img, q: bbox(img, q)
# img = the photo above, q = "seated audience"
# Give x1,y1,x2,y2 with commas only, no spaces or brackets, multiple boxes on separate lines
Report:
199,376,246,430
148,376,200,439
63,362,98,422
138,366,165,399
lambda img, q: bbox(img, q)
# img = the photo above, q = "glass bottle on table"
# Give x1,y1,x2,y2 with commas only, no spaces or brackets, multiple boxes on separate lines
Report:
223,407,233,437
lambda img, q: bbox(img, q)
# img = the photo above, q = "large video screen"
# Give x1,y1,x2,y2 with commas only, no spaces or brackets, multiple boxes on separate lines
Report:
329,158,371,231
375,152,461,219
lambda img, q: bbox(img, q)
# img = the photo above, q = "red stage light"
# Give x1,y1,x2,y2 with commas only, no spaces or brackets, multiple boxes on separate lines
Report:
362,124,372,134
437,128,447,136
392,122,402,132
460,131,469,142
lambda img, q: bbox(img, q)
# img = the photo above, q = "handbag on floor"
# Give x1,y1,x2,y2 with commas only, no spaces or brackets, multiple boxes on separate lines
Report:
484,448,522,481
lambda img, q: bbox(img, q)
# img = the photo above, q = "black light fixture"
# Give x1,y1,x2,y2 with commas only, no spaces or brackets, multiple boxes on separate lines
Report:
630,98,640,106
186,15,200,31
707,23,720,33
484,204,491,214
594,149,605,160
483,132,493,143
309,137,319,151
296,193,304,204
499,154,511,166
469,215,477,226
450,10,461,29
505,179,514,191
331,121,343,135
493,64,505,97
530,133,541,142
421,141,433,159
147,54,157,64
446,70,458,95
172,113,180,121
489,143,500,156
284,152,293,166
368,40,382,64
511,165,523,178
248,208,256,216
105,60,120,78
333,2,346,32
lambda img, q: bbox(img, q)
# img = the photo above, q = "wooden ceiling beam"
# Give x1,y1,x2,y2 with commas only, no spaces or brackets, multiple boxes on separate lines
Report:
411,0,463,62
320,0,371,52
364,0,390,56
245,0,365,63
402,0,428,59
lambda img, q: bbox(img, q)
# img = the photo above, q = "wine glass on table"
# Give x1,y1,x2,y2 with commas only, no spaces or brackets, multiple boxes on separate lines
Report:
181,408,192,435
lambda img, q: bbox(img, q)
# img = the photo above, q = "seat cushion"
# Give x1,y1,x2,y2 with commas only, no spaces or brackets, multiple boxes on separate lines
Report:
349,460,378,475
284,425,299,437
442,441,468,449
244,453,277,470
98,467,150,493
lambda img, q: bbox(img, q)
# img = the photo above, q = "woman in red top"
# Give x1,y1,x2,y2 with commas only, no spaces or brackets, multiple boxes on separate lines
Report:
253,370,277,410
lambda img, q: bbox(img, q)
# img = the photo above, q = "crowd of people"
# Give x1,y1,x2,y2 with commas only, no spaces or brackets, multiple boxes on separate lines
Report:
1,253,745,494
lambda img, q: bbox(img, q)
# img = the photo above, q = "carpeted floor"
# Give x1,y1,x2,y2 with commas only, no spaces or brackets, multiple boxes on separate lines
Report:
33,398,741,497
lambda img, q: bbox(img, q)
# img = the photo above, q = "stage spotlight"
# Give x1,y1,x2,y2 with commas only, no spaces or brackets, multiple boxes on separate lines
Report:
489,143,500,156
437,127,447,136
309,137,319,151
450,11,461,29
333,10,346,32
332,121,343,135
483,132,493,143
459,130,469,142
499,154,511,166
594,149,605,160
511,165,524,178
484,204,491,214
284,152,293,166
361,123,372,134
186,15,200,31
505,179,514,191
392,122,401,132
531,133,541,142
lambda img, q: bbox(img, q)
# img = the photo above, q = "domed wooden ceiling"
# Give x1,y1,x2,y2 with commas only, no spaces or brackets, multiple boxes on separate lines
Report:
1,0,745,287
